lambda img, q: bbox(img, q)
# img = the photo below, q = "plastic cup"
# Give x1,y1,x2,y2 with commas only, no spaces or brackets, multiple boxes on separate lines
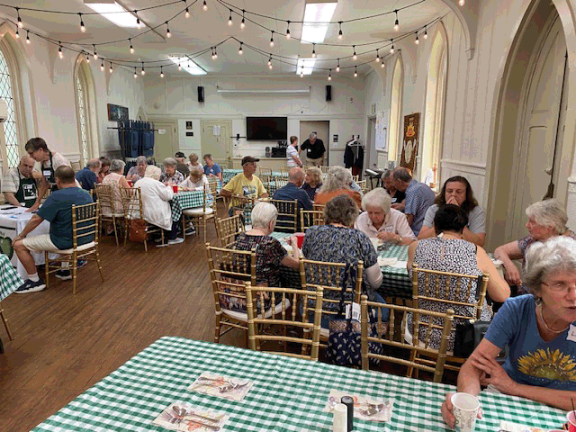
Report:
295,232,305,248
172,185,178,193
568,411,576,432
451,393,480,432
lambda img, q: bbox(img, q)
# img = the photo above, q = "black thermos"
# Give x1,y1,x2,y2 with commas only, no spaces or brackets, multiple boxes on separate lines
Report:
341,396,354,432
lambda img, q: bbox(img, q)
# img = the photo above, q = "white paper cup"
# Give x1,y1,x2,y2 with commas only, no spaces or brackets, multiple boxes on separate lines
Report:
332,403,347,432
370,238,380,250
451,393,480,432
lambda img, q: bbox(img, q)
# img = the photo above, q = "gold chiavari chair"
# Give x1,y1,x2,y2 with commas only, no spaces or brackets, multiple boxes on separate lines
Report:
408,264,489,375
120,187,164,251
300,210,325,231
312,203,325,212
182,187,216,243
259,167,272,178
270,199,298,233
352,174,360,183
0,300,13,341
94,184,123,246
280,167,291,178
216,215,245,247
360,295,454,383
44,202,104,295
246,283,324,361
357,179,368,194
320,166,330,174
208,177,225,211
273,176,289,190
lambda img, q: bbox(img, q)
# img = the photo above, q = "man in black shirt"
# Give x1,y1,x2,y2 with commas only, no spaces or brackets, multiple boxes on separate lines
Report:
299,132,326,167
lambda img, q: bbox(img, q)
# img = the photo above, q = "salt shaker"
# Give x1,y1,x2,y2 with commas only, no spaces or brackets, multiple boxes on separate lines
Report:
341,396,354,432
332,403,347,432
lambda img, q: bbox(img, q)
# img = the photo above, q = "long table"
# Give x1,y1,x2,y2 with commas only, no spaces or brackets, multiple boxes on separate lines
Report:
32,337,567,431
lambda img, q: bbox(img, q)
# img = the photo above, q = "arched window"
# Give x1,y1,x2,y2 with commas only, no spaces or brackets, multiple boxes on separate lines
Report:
74,59,97,165
0,44,20,168
388,57,403,163
421,30,447,186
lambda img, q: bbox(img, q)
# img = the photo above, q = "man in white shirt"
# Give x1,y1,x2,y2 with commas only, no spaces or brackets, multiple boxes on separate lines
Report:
1,155,42,209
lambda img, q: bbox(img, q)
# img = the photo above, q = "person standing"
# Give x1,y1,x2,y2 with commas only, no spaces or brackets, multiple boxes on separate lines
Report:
1,155,42,209
286,136,303,168
299,132,326,167
75,158,101,193
392,167,435,236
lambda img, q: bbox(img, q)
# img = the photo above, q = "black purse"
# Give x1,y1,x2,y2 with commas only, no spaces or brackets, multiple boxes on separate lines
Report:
453,320,491,358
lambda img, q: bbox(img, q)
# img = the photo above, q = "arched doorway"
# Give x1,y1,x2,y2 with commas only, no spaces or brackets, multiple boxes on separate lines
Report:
486,0,570,247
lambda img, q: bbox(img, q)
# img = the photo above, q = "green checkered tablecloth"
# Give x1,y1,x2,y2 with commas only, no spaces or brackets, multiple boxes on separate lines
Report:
378,244,412,299
171,191,204,221
32,337,567,432
223,169,243,184
0,253,21,301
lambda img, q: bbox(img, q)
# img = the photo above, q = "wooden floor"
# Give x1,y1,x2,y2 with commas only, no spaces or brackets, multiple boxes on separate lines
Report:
0,216,455,431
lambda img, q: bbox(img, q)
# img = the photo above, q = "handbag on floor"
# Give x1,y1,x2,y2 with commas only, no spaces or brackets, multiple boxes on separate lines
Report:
128,219,148,243
453,319,491,358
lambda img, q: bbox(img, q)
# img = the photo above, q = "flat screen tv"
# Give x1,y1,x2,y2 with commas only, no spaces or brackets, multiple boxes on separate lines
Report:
246,117,288,141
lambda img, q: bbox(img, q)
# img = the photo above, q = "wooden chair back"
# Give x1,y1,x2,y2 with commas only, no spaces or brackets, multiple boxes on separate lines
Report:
71,202,100,248
259,167,272,178
246,284,324,361
357,179,368,193
320,166,330,174
312,203,325,212
352,174,359,183
273,176,288,190
216,215,245,247
270,199,298,233
360,295,454,383
300,210,325,230
119,186,143,220
207,177,224,209
94,184,120,216
280,168,291,177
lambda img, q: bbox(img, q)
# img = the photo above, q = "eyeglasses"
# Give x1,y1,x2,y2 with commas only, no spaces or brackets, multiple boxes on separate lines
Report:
542,281,576,293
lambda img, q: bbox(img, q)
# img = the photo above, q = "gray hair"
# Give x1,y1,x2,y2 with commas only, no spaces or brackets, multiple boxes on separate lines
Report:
525,199,568,235
163,157,178,167
109,159,125,173
392,167,412,182
362,187,391,213
145,165,161,181
309,132,317,139
251,202,278,229
324,194,359,226
382,170,392,180
523,236,576,297
136,156,147,165
87,158,101,170
306,167,322,185
318,166,352,194
288,167,304,183
19,154,35,165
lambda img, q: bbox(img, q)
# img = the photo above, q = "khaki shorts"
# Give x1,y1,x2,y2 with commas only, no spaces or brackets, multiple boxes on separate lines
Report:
306,156,324,167
22,234,60,252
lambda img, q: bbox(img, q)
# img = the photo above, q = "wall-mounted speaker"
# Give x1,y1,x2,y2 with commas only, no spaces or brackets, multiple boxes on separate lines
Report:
325,85,332,102
198,86,205,103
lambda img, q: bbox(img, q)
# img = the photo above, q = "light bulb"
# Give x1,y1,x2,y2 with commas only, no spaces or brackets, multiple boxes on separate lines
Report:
338,22,343,40
166,23,171,38
16,9,23,28
286,21,291,39
270,31,274,47
300,72,304,78
130,41,135,54
312,44,316,58
354,68,358,78
415,34,419,45
394,11,399,31
26,31,30,44
459,0,465,5
160,67,164,78
353,45,357,61
424,27,428,39
15,27,19,39
328,70,332,81
134,68,138,78
268,57,272,67
228,11,233,26
58,45,63,59
178,63,182,71
238,43,243,55
93,46,98,60
136,13,141,28
100,62,105,72
390,40,394,54
185,7,190,18
336,60,340,72
381,62,385,68
375,50,380,63
85,52,90,63
141,63,145,75
268,63,273,70
79,14,86,33
240,18,245,29
203,1,207,11
109,64,113,73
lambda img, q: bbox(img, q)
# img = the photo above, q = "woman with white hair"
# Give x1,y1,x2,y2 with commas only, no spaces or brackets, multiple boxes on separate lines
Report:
134,165,183,245
180,167,210,193
314,166,362,208
441,236,576,426
232,202,300,288
101,159,130,216
354,188,415,245
126,156,147,182
159,157,184,186
494,199,576,292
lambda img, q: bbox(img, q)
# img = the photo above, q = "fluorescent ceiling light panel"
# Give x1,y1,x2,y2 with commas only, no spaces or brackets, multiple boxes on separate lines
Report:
85,2,139,28
296,58,316,75
301,2,337,44
169,56,207,75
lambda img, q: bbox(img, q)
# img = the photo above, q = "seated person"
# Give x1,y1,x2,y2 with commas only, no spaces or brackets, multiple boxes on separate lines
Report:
314,166,362,208
301,167,322,201
355,188,415,245
101,159,130,216
134,166,182,245
393,167,435,236
75,158,101,193
407,204,510,350
174,151,190,178
180,166,210,192
441,236,576,427
494,199,576,294
126,156,148,182
12,166,93,293
187,153,203,170
383,169,405,211
1,155,42,209
418,176,486,246
97,157,111,183
203,153,223,181
220,156,268,217
159,157,184,185
272,167,313,231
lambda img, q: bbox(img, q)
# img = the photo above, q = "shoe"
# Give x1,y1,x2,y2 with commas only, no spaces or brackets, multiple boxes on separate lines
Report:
154,236,164,243
185,227,196,235
15,279,46,294
76,259,87,268
55,270,72,280
168,237,184,245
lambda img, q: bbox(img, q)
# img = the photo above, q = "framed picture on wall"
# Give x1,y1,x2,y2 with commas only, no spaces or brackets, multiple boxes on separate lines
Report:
107,104,129,121
400,113,420,172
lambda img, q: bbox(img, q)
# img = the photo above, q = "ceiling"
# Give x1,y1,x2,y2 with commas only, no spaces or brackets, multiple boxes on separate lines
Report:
2,0,449,76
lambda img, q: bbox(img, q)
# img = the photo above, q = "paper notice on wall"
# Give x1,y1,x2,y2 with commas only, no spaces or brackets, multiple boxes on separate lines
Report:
375,110,389,152
212,125,221,136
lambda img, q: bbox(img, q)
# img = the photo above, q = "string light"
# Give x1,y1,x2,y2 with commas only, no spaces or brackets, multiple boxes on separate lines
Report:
133,67,138,78
100,61,105,72
16,8,23,28
109,63,113,73
336,59,340,72
240,10,245,29
415,33,419,45
178,63,182,71
203,1,208,11
166,22,171,38
58,43,63,59
338,22,343,40
354,66,358,77
268,56,273,70
375,49,380,63
79,13,86,33
160,66,164,78
353,45,357,60
312,43,316,58
394,10,399,31
15,26,19,39
424,25,428,39
328,69,332,81
390,40,395,54
85,51,90,63
286,21,291,39
238,42,243,55
129,39,134,54
228,10,233,26
381,61,385,68
93,45,98,60
141,62,145,75
459,0,465,5
184,1,190,18
26,31,30,44
213,47,218,59
270,31,274,47
135,11,141,28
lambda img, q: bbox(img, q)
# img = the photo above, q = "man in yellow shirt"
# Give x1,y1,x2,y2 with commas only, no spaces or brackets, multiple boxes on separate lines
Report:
220,156,268,216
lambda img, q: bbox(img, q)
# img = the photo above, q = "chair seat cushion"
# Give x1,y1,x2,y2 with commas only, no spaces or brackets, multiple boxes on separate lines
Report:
183,207,214,216
222,298,290,322
54,241,97,255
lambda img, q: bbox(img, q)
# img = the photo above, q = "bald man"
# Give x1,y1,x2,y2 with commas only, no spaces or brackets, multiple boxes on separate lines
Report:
272,167,313,232
1,155,42,209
